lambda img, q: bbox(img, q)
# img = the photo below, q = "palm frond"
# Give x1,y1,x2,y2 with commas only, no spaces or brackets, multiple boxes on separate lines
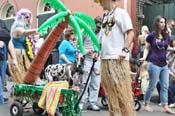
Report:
74,16,100,53
42,0,67,11
38,11,68,35
69,15,86,55
74,12,96,30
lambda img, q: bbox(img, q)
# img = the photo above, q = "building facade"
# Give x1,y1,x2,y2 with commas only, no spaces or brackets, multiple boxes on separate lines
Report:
0,0,136,30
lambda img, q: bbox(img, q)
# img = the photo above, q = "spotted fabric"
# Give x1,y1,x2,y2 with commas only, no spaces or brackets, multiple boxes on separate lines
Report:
45,64,72,82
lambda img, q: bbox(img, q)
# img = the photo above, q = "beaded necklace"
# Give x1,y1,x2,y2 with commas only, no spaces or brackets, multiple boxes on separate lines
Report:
155,38,165,50
102,7,117,36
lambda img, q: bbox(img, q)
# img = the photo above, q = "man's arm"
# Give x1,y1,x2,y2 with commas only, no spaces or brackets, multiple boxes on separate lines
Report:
125,29,134,50
13,27,38,38
119,29,134,59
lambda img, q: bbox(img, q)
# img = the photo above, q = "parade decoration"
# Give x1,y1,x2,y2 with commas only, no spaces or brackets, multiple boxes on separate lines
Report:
38,11,68,35
14,84,44,102
25,36,34,61
11,0,100,116
38,0,100,54
24,0,100,85
74,16,99,52
11,84,81,116
24,18,68,83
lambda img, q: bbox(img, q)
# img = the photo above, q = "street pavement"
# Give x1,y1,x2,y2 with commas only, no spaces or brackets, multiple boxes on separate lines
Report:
1,81,175,116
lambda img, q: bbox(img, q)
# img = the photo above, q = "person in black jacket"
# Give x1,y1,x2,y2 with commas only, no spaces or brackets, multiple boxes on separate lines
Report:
0,19,17,105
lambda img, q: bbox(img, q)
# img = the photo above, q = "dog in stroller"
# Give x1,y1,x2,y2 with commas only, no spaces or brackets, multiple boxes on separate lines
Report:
44,52,84,85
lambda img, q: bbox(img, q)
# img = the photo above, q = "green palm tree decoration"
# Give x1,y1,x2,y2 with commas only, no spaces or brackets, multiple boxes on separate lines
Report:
24,0,100,83
38,0,100,54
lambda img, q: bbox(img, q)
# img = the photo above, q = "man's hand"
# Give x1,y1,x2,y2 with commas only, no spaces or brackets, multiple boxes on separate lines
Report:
87,50,94,55
0,40,4,48
139,57,145,63
93,52,99,60
119,51,127,60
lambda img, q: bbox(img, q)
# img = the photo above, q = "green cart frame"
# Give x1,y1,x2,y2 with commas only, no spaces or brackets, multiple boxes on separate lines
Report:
10,84,81,116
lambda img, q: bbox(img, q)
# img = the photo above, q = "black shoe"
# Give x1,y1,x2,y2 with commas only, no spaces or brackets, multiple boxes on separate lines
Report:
87,105,100,111
4,97,8,102
3,87,8,92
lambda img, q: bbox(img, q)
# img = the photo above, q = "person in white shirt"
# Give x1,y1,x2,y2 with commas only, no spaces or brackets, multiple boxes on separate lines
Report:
79,16,102,111
100,0,135,116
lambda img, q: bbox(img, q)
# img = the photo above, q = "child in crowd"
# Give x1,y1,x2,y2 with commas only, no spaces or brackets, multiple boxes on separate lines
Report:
139,61,149,96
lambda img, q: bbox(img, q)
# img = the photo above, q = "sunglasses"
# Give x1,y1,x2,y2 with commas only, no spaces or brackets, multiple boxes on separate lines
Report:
25,16,30,19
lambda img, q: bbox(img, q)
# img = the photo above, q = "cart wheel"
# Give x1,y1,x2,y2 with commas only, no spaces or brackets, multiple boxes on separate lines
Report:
33,102,44,114
44,111,61,116
54,111,60,116
134,100,141,111
10,101,23,116
101,97,108,107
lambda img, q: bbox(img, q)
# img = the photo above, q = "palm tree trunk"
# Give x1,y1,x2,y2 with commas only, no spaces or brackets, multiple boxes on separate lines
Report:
24,17,68,83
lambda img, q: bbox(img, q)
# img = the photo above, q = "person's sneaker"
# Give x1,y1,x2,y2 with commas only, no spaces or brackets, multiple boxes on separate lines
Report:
87,105,100,111
3,87,8,92
168,103,175,108
79,104,84,110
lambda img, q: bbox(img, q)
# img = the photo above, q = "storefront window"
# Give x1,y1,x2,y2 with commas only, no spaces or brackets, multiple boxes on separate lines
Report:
44,3,52,11
6,6,15,18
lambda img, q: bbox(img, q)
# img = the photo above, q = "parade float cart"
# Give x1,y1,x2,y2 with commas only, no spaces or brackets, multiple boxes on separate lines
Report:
10,84,81,116
10,0,100,115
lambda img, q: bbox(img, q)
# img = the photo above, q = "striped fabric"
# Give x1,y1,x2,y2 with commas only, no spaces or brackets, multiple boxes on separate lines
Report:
38,81,69,116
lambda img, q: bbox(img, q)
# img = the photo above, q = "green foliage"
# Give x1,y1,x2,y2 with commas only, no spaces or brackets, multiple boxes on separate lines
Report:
13,84,81,116
69,15,86,55
74,12,96,30
39,0,101,54
75,16,100,53
38,11,68,35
